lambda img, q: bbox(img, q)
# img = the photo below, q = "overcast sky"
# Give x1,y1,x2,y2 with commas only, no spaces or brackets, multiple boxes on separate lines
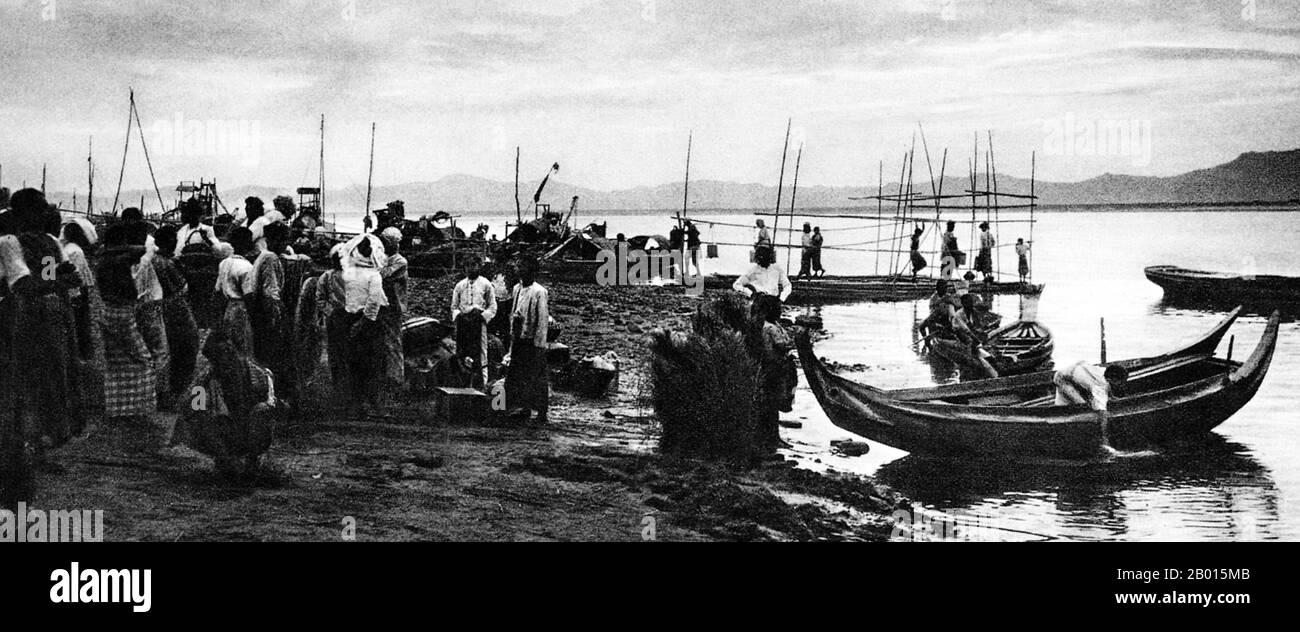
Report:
2,0,1298,195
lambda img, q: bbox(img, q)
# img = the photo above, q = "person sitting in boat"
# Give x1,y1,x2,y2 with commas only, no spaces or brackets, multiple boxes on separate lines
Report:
1053,361,1129,450
733,245,791,303
951,293,986,351
919,280,955,337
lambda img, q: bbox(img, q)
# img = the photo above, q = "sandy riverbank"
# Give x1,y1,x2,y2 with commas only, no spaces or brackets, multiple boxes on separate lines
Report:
25,278,906,541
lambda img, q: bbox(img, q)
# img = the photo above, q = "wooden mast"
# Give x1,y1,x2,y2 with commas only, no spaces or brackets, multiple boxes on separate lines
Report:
773,119,791,242
681,131,692,226
319,114,325,218
786,143,803,270
364,122,376,227
514,146,522,226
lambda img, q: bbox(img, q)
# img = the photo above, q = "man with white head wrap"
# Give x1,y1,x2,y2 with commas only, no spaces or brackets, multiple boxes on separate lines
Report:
330,233,388,418
377,227,408,398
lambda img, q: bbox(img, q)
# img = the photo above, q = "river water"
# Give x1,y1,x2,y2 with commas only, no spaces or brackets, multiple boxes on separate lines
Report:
354,205,1299,541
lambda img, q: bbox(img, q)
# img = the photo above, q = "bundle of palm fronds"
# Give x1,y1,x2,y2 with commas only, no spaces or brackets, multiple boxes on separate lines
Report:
647,294,764,464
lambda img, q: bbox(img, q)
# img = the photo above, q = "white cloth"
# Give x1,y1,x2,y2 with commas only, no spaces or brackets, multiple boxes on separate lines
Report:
1015,242,1030,257
62,242,94,288
451,276,498,322
980,231,995,250
215,254,256,299
176,223,218,255
133,235,164,302
1054,361,1110,411
733,263,792,302
801,232,812,248
338,233,389,320
511,282,549,347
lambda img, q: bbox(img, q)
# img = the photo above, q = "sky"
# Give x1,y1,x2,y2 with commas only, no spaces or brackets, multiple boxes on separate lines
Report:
2,0,1298,197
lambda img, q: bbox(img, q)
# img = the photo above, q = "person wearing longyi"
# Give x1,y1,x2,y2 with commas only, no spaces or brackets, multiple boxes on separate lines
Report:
451,258,497,388
732,245,792,303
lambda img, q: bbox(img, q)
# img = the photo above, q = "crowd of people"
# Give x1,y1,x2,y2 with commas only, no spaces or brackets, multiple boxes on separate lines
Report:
0,189,418,488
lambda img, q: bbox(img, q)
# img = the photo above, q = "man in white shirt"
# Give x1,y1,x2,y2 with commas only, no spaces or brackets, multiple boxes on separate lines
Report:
733,246,792,303
451,260,498,388
175,202,218,255
506,258,550,423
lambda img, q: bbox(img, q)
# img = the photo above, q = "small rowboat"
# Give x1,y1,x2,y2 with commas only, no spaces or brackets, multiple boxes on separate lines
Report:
1145,265,1300,305
796,307,1278,461
929,320,1053,378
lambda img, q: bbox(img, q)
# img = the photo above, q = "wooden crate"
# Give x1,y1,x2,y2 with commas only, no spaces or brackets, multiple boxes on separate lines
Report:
433,387,488,425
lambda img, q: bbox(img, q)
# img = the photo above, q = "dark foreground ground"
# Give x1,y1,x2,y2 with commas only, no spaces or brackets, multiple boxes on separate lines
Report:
28,279,905,541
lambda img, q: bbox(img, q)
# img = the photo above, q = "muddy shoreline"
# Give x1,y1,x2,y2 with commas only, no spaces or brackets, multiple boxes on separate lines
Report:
25,278,907,541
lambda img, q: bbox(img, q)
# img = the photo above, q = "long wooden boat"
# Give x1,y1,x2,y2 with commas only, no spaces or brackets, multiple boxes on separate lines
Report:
795,307,1277,461
929,320,1054,378
1146,265,1300,304
705,274,1040,305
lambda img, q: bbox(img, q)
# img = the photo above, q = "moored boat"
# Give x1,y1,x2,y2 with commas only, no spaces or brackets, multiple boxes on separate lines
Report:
795,307,1276,461
1145,265,1300,305
928,320,1053,378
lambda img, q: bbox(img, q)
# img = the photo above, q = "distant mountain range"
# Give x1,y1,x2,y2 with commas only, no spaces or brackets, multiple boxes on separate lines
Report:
45,149,1300,215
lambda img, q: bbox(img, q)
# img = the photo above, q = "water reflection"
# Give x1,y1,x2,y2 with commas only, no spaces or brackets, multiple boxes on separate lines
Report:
1151,296,1300,321
875,434,1281,541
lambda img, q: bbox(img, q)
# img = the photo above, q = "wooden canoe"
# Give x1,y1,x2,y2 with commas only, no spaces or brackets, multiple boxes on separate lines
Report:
704,274,1043,305
1146,265,1300,304
796,307,1277,461
929,320,1053,379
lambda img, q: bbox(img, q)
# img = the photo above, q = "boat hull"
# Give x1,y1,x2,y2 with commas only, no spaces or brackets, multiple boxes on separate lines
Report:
1146,265,1300,304
797,308,1276,461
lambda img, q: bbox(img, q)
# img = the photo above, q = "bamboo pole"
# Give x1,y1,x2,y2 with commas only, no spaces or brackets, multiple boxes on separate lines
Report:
111,89,135,214
1029,151,1036,281
130,92,167,214
786,144,803,271
365,122,376,227
875,159,883,275
514,146,521,226
773,119,792,238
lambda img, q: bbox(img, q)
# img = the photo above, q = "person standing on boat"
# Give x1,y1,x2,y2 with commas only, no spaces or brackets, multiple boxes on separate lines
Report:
733,245,792,303
909,226,927,280
810,226,825,277
1053,360,1129,453
754,219,772,248
797,223,813,280
506,257,550,424
975,221,995,284
684,220,702,277
940,220,961,279
1015,238,1030,283
451,258,498,389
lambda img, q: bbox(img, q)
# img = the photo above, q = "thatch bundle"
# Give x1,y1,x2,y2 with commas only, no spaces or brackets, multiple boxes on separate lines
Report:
648,294,765,465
